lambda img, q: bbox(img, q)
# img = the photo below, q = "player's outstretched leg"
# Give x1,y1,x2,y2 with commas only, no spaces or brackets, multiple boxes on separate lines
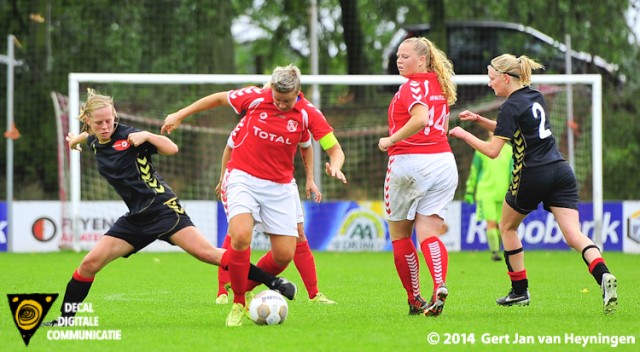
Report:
43,270,95,326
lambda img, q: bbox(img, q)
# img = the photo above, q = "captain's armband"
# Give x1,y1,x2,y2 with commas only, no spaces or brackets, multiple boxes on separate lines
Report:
318,132,338,150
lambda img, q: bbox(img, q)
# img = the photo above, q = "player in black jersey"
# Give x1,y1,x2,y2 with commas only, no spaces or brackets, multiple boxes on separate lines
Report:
44,89,296,326
450,54,617,315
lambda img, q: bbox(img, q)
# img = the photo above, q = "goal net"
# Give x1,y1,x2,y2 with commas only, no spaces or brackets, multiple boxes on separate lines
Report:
59,73,603,250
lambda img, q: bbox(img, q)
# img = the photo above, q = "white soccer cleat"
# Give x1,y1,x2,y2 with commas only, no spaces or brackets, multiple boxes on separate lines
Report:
601,273,618,315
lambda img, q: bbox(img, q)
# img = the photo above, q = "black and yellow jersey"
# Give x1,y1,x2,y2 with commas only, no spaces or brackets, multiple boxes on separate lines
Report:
494,86,565,169
87,124,176,215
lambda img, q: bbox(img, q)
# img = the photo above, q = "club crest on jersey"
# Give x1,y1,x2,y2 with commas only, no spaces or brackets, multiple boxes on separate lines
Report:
113,139,130,151
287,120,298,132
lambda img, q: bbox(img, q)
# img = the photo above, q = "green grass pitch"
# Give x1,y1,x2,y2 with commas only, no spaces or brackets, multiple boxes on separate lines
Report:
0,251,638,351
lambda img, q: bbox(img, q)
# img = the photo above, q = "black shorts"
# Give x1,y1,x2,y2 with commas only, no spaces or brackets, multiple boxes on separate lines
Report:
106,198,195,257
506,160,578,215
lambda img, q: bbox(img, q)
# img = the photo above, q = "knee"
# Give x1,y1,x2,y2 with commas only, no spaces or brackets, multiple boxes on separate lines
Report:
78,255,103,277
564,232,587,250
271,249,294,267
498,222,516,235
229,232,252,250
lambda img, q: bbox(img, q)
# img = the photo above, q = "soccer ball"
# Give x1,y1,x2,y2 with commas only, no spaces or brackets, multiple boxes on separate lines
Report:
248,289,288,325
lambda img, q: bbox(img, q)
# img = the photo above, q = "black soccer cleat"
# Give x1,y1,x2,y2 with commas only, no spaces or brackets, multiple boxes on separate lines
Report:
408,295,429,315
272,278,297,300
496,289,530,306
42,318,65,327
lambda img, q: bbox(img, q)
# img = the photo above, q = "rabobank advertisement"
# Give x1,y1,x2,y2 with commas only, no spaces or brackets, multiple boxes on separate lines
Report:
461,202,623,251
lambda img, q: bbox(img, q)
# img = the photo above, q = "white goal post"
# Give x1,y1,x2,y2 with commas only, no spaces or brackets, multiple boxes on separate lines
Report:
67,73,603,248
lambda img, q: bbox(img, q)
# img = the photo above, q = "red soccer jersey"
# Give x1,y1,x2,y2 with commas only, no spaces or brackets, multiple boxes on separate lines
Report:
226,86,332,183
387,72,451,155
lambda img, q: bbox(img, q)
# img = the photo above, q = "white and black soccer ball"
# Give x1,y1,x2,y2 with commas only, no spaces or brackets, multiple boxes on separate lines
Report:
248,289,288,325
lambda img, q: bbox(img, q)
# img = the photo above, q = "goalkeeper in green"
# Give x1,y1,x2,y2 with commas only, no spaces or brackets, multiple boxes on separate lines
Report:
464,136,513,261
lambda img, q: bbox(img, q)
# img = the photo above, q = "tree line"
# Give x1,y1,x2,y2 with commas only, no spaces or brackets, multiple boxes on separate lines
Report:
0,0,638,200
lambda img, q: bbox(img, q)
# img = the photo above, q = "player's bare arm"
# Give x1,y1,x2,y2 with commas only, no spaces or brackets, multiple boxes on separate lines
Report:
449,127,507,159
215,145,232,199
324,144,347,184
128,131,179,156
162,92,230,134
67,131,89,151
299,145,322,202
458,110,497,132
378,104,429,152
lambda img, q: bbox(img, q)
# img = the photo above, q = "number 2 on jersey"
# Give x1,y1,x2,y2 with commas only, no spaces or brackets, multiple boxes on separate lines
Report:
533,102,552,139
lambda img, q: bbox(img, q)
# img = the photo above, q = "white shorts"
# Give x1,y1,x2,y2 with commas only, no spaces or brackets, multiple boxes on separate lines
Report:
253,180,304,233
223,169,298,237
384,153,458,221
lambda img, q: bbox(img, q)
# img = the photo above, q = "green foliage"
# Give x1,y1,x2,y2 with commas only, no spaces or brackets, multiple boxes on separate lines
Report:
0,251,638,351
0,0,639,200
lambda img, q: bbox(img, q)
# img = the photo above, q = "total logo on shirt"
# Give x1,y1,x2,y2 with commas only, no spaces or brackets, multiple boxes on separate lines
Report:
113,139,131,151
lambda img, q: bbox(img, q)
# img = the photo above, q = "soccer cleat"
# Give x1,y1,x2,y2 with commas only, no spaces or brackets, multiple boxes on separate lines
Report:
42,317,72,327
601,273,618,315
496,289,530,306
225,303,246,327
491,252,502,261
272,278,297,301
408,295,429,315
42,319,61,327
424,285,448,317
215,293,229,305
310,292,336,304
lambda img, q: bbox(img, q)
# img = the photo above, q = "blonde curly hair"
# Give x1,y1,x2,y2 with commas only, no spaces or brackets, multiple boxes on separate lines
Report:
490,54,545,86
78,88,117,134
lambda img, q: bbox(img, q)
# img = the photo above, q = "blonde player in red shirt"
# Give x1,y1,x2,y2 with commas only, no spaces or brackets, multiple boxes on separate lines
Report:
162,65,347,326
378,37,458,317
215,129,336,305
